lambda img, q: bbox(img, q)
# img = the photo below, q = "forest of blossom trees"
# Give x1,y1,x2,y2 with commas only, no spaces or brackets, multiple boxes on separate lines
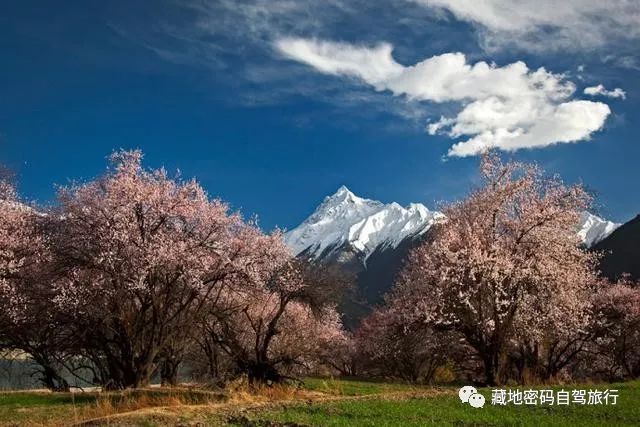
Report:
1,150,638,390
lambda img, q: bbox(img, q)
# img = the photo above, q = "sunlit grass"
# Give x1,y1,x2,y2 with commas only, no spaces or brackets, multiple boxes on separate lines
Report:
0,388,225,425
1,379,638,426
303,377,432,396
238,380,640,427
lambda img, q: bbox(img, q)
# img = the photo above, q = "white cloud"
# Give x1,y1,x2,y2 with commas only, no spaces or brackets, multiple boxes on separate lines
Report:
275,39,404,86
447,101,610,157
584,84,627,99
276,38,611,157
412,0,640,53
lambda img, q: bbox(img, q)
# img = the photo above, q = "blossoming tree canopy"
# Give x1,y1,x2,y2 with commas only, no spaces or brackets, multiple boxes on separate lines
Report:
0,174,72,390
203,248,348,384
49,150,297,388
593,279,640,378
0,179,30,325
0,178,48,326
391,151,600,385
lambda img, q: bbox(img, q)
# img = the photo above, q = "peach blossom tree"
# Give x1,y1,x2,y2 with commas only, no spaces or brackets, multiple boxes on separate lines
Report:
49,150,266,389
392,152,598,385
0,177,73,390
200,253,347,384
591,278,640,380
355,307,455,383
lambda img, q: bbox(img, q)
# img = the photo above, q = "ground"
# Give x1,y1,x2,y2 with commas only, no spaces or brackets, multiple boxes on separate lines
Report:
0,378,638,426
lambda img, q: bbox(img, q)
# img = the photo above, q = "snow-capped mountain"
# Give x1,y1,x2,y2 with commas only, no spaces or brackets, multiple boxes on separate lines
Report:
578,212,620,247
285,187,622,327
285,187,616,261
594,214,640,281
284,186,444,262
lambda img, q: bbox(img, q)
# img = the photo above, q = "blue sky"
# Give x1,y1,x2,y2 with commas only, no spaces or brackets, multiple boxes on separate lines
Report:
1,0,639,230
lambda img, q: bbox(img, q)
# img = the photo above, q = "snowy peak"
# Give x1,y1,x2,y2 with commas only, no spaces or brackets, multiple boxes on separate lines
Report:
284,186,443,260
578,211,620,247
285,187,617,260
328,185,360,203
305,185,383,225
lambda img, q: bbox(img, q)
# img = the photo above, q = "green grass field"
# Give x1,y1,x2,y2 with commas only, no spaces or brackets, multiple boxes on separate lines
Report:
0,388,225,426
238,380,640,426
301,377,433,396
0,379,638,426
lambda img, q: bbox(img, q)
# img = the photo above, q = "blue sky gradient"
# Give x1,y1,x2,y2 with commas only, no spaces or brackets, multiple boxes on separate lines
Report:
1,0,638,229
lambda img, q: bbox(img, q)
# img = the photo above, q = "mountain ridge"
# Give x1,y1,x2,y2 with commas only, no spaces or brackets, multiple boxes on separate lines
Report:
284,186,623,327
285,186,620,263
284,186,444,262
593,214,640,281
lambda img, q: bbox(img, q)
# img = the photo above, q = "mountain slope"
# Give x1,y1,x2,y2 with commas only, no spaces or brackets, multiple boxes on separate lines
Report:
593,214,640,281
284,186,444,262
286,187,617,263
578,212,620,247
285,187,622,326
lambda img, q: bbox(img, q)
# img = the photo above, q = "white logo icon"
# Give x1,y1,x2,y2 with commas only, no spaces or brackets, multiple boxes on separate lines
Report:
468,393,486,408
459,385,477,403
459,386,485,408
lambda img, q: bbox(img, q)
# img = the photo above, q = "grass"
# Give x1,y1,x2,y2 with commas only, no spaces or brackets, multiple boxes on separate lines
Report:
0,391,96,425
238,380,640,427
0,388,225,426
0,379,638,426
302,377,430,396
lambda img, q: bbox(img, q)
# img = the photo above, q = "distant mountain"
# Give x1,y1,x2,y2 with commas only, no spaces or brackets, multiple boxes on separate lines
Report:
593,214,640,281
285,186,621,326
285,186,444,262
577,212,620,247
284,186,443,327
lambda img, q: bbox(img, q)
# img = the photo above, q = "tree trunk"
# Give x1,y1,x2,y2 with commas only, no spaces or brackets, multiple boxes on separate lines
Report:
132,360,155,388
101,358,154,389
41,364,70,392
31,353,70,392
482,350,500,386
160,357,180,387
246,362,281,385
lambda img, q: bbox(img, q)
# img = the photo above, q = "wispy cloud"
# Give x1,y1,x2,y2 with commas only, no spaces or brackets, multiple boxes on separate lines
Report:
276,38,611,156
412,0,640,54
110,0,449,125
602,55,640,72
110,1,623,154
